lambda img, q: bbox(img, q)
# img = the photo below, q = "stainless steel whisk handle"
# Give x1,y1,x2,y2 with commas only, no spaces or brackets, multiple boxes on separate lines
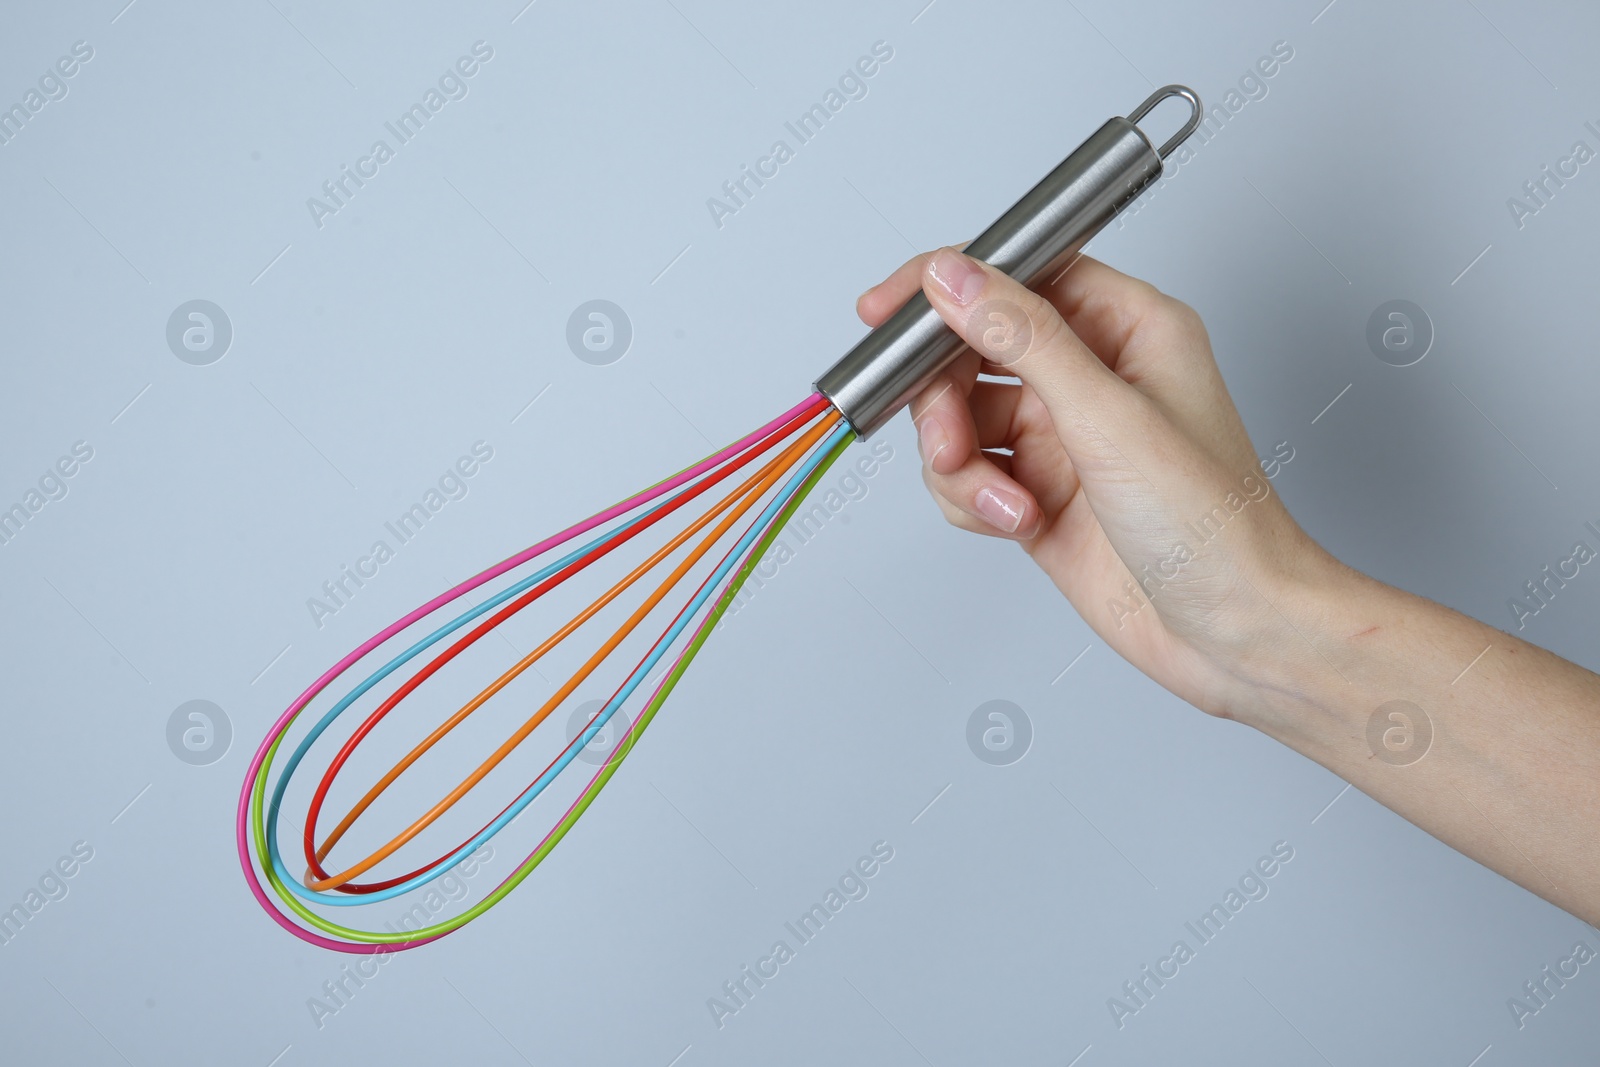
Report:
814,85,1202,439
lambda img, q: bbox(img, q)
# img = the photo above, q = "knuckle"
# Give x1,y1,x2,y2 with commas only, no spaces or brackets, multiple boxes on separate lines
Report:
1135,278,1165,303
910,374,959,422
1162,295,1210,341
1166,294,1200,324
932,492,965,528
1026,298,1073,354
1121,278,1166,320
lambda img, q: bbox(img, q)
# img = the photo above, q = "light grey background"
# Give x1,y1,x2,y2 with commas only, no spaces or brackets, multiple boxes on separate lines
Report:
2,1,1598,1064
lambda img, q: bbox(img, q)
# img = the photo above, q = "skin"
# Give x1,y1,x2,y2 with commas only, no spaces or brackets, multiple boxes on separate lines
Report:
858,246,1600,926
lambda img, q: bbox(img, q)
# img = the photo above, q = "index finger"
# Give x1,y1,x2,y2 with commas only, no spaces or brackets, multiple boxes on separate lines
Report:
857,241,970,328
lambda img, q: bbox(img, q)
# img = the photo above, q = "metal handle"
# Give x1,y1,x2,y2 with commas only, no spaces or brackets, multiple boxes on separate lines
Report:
814,85,1202,438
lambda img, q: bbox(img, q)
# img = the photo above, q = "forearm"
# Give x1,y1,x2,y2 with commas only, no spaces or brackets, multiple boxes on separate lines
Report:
1230,557,1600,925
879,244,1600,920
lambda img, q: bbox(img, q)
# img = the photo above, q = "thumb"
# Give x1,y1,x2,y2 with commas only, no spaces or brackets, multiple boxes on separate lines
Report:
920,246,1155,476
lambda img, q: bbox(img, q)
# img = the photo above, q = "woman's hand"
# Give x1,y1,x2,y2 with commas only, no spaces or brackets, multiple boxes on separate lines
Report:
856,247,1341,724
858,246,1600,925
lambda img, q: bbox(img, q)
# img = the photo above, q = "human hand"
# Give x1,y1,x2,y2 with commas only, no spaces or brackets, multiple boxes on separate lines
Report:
858,245,1600,926
856,247,1342,721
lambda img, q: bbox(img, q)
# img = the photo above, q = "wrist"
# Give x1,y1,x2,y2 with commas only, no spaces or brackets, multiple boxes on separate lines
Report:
1216,551,1394,748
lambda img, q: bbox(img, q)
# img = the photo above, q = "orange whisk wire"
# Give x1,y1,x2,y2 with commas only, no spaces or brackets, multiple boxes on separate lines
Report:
304,411,839,892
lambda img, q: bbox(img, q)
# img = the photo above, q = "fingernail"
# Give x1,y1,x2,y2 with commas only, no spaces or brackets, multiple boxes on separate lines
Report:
928,248,986,306
975,486,1027,534
917,414,949,465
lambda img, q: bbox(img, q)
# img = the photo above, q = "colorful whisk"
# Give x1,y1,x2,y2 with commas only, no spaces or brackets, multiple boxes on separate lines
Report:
238,86,1201,951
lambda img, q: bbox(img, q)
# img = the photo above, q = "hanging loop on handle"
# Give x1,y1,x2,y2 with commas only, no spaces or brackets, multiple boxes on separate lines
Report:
1127,84,1203,160
815,84,1203,438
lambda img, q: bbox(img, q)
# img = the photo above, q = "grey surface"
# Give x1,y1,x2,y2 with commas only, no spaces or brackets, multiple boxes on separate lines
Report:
2,1,1598,1065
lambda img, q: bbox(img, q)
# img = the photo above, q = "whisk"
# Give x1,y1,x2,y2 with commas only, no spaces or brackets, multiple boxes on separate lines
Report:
237,86,1201,952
